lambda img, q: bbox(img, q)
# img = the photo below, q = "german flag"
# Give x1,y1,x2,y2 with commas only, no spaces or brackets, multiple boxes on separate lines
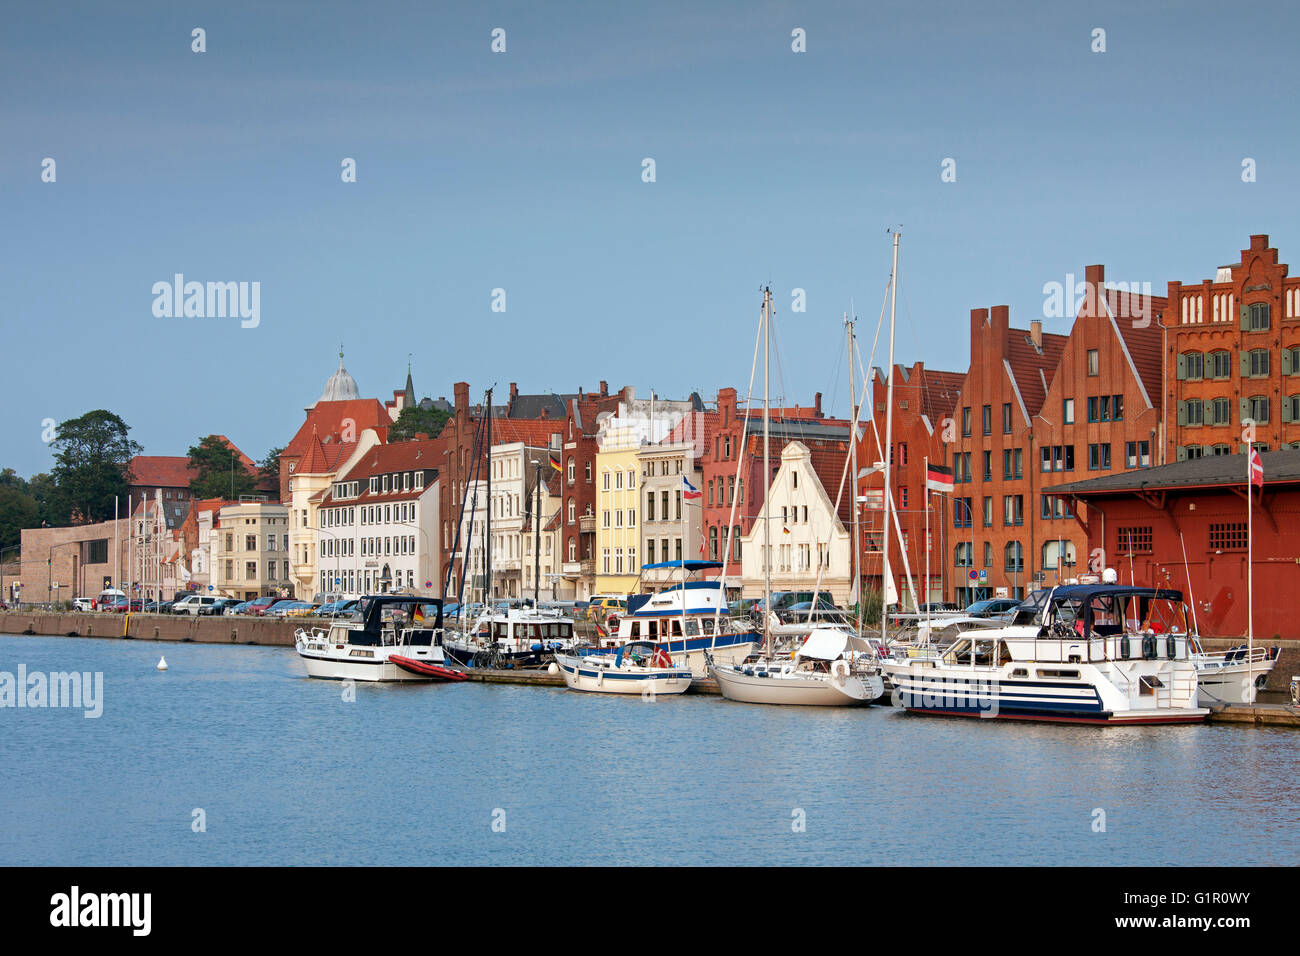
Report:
926,463,954,494
549,453,562,473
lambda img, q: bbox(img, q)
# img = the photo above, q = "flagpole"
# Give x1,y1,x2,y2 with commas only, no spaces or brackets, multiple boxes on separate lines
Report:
924,455,930,633
1247,448,1254,704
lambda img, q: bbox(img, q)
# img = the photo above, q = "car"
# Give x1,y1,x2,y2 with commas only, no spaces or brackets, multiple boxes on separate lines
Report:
962,598,1022,619
224,602,251,616
585,595,627,622
245,596,294,617
173,595,220,616
107,599,144,613
203,598,239,616
72,597,96,612
267,601,307,618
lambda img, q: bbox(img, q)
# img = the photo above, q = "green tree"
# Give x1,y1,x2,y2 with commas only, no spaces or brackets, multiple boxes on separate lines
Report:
188,436,256,500
0,478,39,552
259,446,284,489
47,410,141,524
389,404,451,442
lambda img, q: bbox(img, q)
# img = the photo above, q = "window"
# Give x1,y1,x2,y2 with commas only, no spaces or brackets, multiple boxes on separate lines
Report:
1124,441,1151,468
1244,349,1270,378
899,487,909,509
1116,526,1153,554
1088,443,1111,470
961,407,971,437
1040,494,1071,519
1002,495,1023,527
1209,522,1248,551
1063,398,1074,425
1002,448,1022,480
982,496,992,527
954,497,973,528
1179,351,1204,380
646,492,655,521
982,405,991,435
1087,349,1099,376
1209,351,1232,379
1285,395,1300,424
954,542,973,568
1002,403,1012,434
983,450,992,481
1211,397,1231,426
1087,396,1098,422
602,471,610,491
1113,395,1124,421
1042,540,1076,570
1180,399,1204,427
1285,347,1300,376
1246,395,1270,424
585,462,592,482
1004,541,1024,572
1244,302,1270,331
245,534,256,551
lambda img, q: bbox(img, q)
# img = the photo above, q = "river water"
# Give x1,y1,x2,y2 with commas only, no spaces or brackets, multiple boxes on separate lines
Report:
2,634,1296,866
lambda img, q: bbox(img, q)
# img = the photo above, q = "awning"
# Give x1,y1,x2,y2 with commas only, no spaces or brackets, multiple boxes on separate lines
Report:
640,560,723,571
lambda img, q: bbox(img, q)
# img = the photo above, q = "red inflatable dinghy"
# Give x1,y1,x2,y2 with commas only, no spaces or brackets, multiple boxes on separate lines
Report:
389,655,469,681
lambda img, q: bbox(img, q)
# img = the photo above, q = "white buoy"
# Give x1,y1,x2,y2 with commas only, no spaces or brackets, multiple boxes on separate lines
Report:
547,662,558,675
157,656,168,671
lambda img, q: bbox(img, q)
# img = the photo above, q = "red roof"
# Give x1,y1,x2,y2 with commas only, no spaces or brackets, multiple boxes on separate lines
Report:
805,445,854,525
319,438,441,507
285,399,389,460
487,418,565,448
1006,328,1069,418
129,456,195,488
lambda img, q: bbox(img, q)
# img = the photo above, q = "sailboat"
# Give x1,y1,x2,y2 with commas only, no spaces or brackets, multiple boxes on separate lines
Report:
708,285,884,706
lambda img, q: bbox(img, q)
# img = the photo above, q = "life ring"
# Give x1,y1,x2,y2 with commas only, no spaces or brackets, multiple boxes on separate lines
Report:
653,648,672,669
831,660,849,686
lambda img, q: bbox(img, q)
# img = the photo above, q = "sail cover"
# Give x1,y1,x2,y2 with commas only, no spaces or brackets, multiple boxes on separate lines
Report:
796,628,849,661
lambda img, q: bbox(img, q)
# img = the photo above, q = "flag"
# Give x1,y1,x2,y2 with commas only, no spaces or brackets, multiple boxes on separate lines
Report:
782,526,790,535
549,453,562,473
926,463,954,494
413,604,426,624
1249,449,1263,489
682,476,701,499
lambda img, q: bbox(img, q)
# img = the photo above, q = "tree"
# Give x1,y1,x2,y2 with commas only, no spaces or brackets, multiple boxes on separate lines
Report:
258,446,284,490
47,410,142,524
188,436,256,500
389,404,451,442
0,477,39,553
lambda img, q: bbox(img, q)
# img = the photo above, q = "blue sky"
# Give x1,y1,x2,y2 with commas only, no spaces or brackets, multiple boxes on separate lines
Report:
3,0,1297,476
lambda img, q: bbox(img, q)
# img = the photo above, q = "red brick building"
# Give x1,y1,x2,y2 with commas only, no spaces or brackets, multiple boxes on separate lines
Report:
1164,234,1300,462
1048,450,1300,640
858,361,964,605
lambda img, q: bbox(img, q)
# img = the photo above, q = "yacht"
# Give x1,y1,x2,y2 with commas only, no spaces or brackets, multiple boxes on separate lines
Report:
294,594,464,682
443,604,579,668
554,641,693,696
579,563,759,679
882,584,1209,724
1189,637,1279,704
710,628,884,706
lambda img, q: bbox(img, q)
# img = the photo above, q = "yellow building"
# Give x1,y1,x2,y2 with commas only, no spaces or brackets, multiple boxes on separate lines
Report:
594,425,642,597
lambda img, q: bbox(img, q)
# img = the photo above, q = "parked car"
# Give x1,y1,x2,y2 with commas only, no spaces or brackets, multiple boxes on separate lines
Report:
962,598,1022,619
203,598,239,616
245,596,293,617
173,595,220,616
586,595,627,622
268,601,313,618
224,601,251,616
107,599,144,613
73,597,96,612
143,600,175,613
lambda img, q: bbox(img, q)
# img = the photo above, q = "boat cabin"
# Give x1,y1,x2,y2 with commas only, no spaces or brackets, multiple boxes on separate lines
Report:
331,594,445,647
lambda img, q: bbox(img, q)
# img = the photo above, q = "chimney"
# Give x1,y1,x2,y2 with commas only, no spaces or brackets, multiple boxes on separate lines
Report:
599,381,608,397
1030,320,1042,348
509,382,518,404
1084,264,1105,317
539,407,549,419
453,381,469,412
814,392,823,418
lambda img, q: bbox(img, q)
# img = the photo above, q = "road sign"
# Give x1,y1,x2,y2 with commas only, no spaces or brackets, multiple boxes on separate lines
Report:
978,569,987,581
334,578,341,586
968,570,977,580
425,581,432,589
208,585,214,591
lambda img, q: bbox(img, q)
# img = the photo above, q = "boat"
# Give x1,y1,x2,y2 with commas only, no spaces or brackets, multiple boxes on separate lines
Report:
294,594,462,682
554,641,693,695
710,628,883,705
579,562,759,678
443,604,579,668
882,584,1210,724
1189,637,1279,704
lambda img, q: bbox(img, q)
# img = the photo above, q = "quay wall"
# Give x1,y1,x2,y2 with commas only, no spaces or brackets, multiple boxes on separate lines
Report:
0,611,300,647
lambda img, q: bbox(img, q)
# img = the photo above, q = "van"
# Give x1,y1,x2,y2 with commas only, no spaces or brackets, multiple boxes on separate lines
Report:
586,595,627,622
172,595,219,615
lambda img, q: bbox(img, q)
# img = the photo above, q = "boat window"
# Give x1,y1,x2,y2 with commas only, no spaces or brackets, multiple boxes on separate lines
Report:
671,620,682,637
1139,674,1164,695
630,621,640,638
684,619,699,636
559,623,571,638
494,622,507,639
996,641,1013,665
1037,668,1079,679
1011,668,1028,677
701,618,715,635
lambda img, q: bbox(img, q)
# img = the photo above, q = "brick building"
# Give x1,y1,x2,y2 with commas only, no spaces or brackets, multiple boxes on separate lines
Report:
1164,234,1300,462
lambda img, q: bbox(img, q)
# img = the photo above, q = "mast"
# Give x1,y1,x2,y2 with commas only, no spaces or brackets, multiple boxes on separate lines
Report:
762,287,772,659
485,387,493,608
847,311,861,634
881,230,899,644
533,457,541,606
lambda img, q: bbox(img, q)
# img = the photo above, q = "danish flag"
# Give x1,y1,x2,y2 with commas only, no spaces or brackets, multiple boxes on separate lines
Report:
1249,449,1263,489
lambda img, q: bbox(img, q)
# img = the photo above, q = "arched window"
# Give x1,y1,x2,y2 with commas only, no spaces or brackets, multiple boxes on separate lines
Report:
567,499,575,524
567,457,575,482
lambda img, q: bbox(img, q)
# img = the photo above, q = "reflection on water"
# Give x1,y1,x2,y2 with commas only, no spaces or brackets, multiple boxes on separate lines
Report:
1,635,1297,866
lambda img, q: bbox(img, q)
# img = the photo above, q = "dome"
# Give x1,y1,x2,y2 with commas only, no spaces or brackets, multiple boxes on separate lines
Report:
317,350,360,405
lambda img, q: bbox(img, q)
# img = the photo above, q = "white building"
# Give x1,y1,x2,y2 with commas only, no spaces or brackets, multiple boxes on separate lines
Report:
637,438,705,589
740,441,852,604
487,439,562,600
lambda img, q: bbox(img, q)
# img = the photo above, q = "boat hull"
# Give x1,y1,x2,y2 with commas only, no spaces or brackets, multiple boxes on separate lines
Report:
1195,658,1277,705
554,654,692,695
297,649,437,682
581,632,758,679
710,664,881,706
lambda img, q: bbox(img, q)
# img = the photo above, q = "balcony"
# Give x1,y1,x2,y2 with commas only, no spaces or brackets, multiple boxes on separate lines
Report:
579,514,596,533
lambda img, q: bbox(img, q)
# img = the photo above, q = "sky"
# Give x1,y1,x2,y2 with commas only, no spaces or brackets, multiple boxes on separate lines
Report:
3,0,1298,477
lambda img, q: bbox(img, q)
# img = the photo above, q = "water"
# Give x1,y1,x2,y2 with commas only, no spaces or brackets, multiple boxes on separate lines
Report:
2,634,1297,866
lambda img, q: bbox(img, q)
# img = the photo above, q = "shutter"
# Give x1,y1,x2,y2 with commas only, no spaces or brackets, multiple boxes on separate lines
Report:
1241,303,1249,328
1176,446,1187,462
1201,445,1212,458
1241,351,1251,377
1176,353,1186,380
1240,397,1250,423
1283,348,1293,376
1283,398,1293,425
1176,401,1187,426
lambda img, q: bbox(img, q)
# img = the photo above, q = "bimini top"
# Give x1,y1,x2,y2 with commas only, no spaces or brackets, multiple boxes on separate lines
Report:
1035,585,1183,604
640,560,723,571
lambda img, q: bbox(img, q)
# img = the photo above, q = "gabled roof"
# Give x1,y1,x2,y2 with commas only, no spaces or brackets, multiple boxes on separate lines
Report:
285,399,389,459
129,456,195,488
1005,328,1069,418
489,418,565,448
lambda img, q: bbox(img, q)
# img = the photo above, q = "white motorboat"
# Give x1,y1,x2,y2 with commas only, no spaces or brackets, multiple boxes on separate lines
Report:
294,594,464,682
883,584,1209,725
579,566,759,679
710,628,884,706
554,641,693,696
1190,637,1279,704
